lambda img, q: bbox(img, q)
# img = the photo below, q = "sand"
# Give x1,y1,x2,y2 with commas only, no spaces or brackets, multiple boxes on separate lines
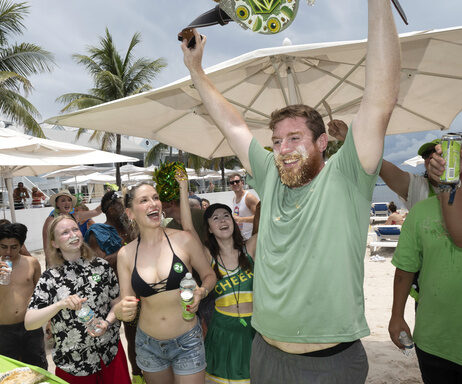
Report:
31,243,423,383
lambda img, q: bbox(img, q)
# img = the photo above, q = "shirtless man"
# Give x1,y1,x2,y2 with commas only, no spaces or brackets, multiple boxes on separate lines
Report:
0,223,47,369
181,1,400,382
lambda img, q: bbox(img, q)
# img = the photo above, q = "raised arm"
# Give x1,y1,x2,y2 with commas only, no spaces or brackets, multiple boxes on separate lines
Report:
175,169,202,246
379,161,410,200
328,119,410,198
182,30,253,173
353,0,401,174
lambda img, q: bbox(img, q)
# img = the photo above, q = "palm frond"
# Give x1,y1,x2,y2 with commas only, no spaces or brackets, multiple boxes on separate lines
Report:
0,87,44,136
0,1,28,45
145,142,168,165
0,43,54,75
56,93,104,113
0,69,32,93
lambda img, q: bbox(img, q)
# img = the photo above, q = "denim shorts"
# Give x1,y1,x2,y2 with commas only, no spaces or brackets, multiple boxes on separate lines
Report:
135,323,206,375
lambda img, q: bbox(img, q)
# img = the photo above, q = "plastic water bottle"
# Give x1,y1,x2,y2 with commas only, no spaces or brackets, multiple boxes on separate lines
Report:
179,273,196,321
398,331,415,356
76,305,103,336
0,256,13,285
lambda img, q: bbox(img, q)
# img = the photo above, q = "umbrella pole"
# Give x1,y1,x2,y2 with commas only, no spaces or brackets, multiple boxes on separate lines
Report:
1,176,6,220
5,177,17,223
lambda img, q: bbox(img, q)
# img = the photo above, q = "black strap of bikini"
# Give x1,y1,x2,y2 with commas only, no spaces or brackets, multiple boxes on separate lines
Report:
134,235,141,265
163,230,175,255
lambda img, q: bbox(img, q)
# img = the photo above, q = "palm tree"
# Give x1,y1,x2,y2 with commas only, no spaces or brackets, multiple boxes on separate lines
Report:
57,28,166,187
0,0,54,137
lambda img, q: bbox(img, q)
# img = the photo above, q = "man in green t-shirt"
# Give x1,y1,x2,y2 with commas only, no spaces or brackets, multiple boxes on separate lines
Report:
389,145,462,383
181,1,400,382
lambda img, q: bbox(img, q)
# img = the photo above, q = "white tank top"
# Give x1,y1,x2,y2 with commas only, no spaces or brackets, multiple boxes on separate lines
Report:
232,190,253,240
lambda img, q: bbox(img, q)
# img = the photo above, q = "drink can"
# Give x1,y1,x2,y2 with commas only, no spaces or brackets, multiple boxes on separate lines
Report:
440,133,461,184
180,290,195,321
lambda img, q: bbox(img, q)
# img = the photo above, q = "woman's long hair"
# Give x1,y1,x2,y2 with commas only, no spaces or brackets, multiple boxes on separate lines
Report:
47,215,94,267
204,214,252,280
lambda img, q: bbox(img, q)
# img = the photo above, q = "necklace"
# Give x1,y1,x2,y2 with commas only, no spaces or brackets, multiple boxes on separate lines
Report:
217,253,247,327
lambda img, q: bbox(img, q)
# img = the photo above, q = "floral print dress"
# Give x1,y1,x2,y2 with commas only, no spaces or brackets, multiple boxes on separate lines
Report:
28,257,120,376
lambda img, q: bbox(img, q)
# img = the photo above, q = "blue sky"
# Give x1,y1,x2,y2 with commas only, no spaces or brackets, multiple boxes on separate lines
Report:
13,0,462,167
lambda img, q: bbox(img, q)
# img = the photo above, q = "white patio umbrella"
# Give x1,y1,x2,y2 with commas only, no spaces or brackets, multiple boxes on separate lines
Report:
0,127,138,222
62,172,116,186
401,155,425,167
104,164,152,176
46,27,462,159
43,165,110,192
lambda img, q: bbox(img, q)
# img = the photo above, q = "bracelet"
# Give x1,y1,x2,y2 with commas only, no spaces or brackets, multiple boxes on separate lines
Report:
437,181,461,193
437,181,461,205
203,287,209,299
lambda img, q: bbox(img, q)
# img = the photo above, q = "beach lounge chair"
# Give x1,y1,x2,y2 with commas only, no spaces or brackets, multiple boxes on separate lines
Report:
370,202,389,223
369,225,401,253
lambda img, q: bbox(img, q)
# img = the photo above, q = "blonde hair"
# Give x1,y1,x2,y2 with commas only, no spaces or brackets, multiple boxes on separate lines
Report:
47,215,94,267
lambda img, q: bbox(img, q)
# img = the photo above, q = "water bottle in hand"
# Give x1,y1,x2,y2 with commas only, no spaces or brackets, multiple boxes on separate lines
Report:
76,305,104,336
0,256,13,285
398,330,414,356
180,273,196,321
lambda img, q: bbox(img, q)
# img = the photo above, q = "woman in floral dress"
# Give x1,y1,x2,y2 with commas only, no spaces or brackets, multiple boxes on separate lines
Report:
25,215,131,384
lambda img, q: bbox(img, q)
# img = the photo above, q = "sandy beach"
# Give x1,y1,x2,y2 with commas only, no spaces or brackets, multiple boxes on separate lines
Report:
31,242,422,383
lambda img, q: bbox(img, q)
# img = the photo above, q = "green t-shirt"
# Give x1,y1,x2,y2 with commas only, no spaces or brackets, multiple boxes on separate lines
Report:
247,128,378,343
392,196,462,365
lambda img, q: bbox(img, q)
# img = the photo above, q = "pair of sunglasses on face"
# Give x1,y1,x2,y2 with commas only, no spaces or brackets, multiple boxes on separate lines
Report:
229,180,242,185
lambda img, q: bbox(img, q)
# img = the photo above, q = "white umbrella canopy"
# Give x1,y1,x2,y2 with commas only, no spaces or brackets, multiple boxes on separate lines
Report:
46,27,462,159
0,127,138,177
104,164,152,176
0,127,137,222
62,172,116,186
401,155,425,167
43,165,110,178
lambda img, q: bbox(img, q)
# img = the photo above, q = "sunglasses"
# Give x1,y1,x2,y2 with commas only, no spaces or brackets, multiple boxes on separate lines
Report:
229,180,241,185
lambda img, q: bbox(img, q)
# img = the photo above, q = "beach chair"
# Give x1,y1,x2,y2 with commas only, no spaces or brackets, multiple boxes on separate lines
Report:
369,225,401,253
370,202,389,223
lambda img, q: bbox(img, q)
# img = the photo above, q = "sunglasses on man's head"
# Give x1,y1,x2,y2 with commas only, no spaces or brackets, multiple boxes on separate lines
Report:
229,180,241,185
421,149,436,160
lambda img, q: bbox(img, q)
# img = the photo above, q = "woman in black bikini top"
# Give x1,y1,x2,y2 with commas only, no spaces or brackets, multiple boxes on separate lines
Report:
114,182,216,384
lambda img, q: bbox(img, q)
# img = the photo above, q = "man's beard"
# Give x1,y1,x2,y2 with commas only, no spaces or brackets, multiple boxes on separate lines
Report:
274,149,322,188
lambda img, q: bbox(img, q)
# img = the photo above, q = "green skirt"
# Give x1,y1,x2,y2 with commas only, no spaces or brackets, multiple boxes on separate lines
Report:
205,310,255,383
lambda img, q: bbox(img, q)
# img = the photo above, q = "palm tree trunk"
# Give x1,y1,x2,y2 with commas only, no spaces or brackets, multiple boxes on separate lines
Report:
178,150,183,163
116,134,122,189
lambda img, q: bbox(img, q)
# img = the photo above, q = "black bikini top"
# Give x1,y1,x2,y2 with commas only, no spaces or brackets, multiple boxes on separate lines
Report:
131,231,189,298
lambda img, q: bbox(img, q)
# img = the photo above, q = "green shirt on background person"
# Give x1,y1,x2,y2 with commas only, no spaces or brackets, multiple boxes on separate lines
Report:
392,196,462,366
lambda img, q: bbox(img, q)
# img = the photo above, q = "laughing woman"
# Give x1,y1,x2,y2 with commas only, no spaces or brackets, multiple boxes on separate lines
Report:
176,170,257,384
115,182,216,384
42,190,101,267
25,215,131,384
